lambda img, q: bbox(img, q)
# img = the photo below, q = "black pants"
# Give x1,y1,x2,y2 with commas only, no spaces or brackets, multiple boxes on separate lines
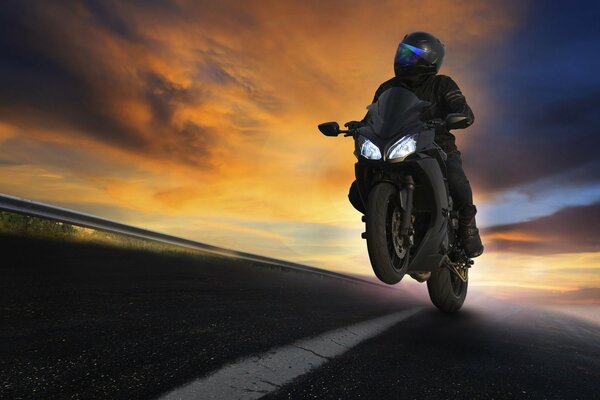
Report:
445,151,477,220
348,151,477,220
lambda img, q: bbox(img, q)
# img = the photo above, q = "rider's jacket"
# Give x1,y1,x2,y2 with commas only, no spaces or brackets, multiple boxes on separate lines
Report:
367,75,474,153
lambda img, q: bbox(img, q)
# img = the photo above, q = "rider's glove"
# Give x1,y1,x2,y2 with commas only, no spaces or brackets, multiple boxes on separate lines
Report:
344,121,363,130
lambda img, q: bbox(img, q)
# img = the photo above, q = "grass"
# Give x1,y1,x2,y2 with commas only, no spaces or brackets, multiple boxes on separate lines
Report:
0,211,206,257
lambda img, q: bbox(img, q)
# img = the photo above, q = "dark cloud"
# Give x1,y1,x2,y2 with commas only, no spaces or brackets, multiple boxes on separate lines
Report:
0,159,21,167
159,122,213,166
0,1,215,167
482,202,600,254
197,57,238,86
195,47,282,114
82,0,143,41
81,0,183,42
463,0,600,194
466,88,600,193
142,72,197,125
0,2,147,148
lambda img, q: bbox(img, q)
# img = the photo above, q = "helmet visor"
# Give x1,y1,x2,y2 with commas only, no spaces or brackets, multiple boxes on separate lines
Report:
394,43,426,66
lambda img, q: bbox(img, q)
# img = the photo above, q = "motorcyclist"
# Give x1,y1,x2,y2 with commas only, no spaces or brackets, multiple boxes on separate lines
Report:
347,31,484,258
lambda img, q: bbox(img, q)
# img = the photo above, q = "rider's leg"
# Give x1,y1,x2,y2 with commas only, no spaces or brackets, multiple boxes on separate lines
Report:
445,151,484,258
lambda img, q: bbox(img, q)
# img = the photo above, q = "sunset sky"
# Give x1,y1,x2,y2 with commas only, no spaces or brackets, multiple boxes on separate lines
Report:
1,1,599,302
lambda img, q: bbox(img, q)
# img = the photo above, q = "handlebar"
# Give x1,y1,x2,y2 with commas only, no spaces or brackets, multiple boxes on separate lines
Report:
338,129,356,137
324,116,453,139
341,119,445,135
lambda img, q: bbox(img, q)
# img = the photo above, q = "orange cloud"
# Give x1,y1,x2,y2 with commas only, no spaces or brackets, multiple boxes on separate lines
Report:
484,231,542,242
0,122,16,141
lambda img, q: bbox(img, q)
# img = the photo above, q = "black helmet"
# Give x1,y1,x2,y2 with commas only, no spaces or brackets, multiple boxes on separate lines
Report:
394,32,445,78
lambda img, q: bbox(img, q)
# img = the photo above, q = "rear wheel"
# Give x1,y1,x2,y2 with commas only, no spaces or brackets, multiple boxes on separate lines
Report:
427,266,468,312
365,182,409,284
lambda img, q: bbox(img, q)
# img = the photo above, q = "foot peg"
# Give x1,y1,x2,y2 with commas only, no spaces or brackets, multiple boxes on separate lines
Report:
361,232,367,239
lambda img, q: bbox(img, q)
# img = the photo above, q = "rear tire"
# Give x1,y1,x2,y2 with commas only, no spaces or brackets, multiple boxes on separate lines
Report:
365,182,408,284
427,267,468,312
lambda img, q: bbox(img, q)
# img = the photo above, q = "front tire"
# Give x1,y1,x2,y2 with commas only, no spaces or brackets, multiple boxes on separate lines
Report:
427,267,468,312
365,182,409,284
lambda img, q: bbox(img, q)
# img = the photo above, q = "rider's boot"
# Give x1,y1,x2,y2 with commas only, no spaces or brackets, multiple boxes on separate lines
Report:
460,216,484,258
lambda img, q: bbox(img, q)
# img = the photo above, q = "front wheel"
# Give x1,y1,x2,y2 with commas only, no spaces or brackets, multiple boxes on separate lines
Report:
365,182,409,284
427,266,468,312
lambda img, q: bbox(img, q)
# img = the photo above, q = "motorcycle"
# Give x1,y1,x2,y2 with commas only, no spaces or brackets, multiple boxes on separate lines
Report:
318,85,473,312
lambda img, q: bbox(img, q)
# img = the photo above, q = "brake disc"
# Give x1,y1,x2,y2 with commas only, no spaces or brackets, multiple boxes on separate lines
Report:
391,207,407,259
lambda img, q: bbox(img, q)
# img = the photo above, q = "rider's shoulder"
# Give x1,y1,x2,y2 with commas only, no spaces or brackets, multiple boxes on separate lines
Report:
377,77,399,91
433,74,455,84
433,74,461,89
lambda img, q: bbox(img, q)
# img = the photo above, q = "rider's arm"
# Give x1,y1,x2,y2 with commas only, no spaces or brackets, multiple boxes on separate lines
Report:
441,76,474,128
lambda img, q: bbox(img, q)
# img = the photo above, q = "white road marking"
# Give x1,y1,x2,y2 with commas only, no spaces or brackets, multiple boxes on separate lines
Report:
159,307,423,400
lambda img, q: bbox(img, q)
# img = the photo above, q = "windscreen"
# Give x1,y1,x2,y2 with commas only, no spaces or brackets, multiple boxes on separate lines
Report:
365,86,429,139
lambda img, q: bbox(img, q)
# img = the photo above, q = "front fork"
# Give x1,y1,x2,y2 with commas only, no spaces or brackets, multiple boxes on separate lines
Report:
399,175,415,237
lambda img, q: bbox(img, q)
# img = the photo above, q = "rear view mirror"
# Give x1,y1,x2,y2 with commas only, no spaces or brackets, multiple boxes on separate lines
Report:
318,122,340,137
445,113,470,130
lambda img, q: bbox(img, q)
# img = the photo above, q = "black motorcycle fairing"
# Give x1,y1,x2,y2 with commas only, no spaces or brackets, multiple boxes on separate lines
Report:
402,156,449,272
415,128,435,151
364,86,430,140
356,86,430,159
352,128,445,217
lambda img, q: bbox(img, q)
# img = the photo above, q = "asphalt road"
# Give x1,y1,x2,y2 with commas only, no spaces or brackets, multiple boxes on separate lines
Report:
1,234,599,399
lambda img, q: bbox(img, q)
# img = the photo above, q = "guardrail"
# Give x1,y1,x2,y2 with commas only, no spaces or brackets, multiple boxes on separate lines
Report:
0,193,387,288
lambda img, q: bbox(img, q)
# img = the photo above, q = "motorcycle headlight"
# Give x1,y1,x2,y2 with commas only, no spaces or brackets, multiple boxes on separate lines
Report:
388,134,417,161
358,136,382,160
